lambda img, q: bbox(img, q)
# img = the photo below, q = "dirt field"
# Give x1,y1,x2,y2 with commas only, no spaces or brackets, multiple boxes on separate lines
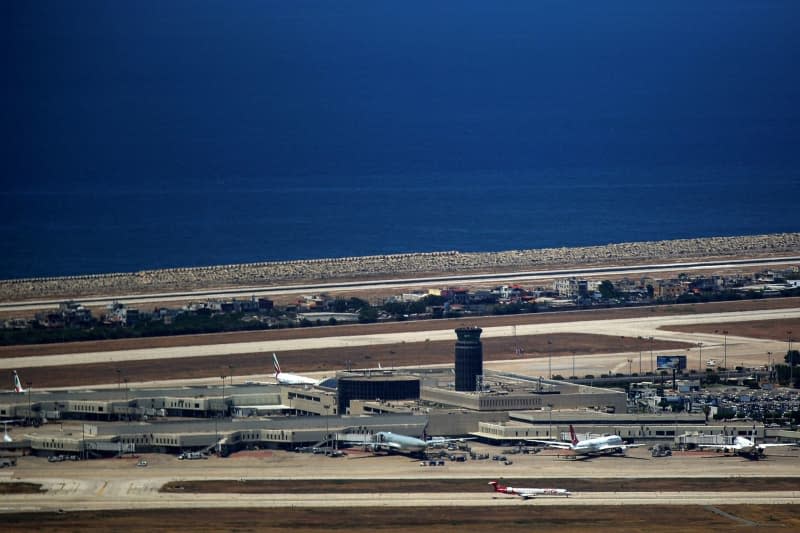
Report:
0,483,43,495
664,319,798,341
8,332,689,388
5,505,800,532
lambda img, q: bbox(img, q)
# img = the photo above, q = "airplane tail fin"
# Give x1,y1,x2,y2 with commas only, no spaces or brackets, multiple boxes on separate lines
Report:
272,353,281,377
13,371,25,393
488,480,503,492
569,424,578,446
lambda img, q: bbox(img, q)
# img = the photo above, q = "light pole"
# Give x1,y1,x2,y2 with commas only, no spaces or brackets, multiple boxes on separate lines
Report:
547,404,553,440
228,365,234,386
698,342,703,374
638,349,642,375
627,359,633,376
788,331,794,387
767,351,772,384
572,352,576,379
722,330,728,371
649,336,654,374
27,382,32,425
116,369,121,390
547,339,553,379
221,375,227,416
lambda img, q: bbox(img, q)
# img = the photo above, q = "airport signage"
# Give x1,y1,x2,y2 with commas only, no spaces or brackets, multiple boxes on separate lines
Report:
657,355,687,370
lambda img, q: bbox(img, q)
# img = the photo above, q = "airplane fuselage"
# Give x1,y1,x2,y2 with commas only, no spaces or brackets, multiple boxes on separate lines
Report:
574,435,625,455
275,372,318,386
374,432,427,453
489,481,570,499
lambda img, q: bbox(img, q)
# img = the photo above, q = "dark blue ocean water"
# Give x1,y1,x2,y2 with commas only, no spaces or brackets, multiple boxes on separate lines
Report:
2,1,799,279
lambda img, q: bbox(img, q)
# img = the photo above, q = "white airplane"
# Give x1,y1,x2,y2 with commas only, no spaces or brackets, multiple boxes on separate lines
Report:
698,435,794,460
273,353,319,386
2,420,23,443
353,431,473,456
488,480,571,499
529,424,645,457
11,371,25,393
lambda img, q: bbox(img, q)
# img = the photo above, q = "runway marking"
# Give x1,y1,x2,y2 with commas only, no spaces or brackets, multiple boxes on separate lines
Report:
705,505,759,526
95,481,107,496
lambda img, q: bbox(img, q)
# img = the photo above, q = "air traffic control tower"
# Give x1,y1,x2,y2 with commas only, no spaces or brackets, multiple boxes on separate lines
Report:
454,326,483,391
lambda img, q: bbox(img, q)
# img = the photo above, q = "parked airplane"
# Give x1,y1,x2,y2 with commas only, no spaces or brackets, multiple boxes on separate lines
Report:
2,371,26,394
488,480,571,499
698,435,794,460
529,424,644,457
273,353,319,386
355,431,473,456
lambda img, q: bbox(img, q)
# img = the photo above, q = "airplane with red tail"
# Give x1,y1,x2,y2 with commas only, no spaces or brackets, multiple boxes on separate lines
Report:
528,424,644,457
488,480,571,499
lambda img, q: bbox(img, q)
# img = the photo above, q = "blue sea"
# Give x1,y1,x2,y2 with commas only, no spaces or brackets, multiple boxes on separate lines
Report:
2,1,799,279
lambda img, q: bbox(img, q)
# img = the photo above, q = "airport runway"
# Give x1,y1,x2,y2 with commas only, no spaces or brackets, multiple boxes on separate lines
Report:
2,308,797,380
3,446,799,513
2,489,799,512
4,256,798,313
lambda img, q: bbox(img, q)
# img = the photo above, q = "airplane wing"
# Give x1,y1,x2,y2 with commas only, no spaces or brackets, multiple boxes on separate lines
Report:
593,442,645,452
525,440,573,450
758,443,794,449
697,444,739,451
425,437,475,445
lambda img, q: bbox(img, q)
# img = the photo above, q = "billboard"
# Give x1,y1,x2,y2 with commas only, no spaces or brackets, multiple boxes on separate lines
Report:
657,355,687,370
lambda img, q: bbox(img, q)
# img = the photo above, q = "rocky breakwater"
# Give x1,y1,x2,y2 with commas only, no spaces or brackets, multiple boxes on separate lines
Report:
2,233,800,302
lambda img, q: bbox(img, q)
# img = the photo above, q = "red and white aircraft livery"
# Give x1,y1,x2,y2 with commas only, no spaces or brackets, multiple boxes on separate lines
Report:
489,481,571,500
12,371,26,393
529,424,644,457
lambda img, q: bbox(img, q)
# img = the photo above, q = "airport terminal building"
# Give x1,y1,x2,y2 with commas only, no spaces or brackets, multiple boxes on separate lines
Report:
1,326,791,457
